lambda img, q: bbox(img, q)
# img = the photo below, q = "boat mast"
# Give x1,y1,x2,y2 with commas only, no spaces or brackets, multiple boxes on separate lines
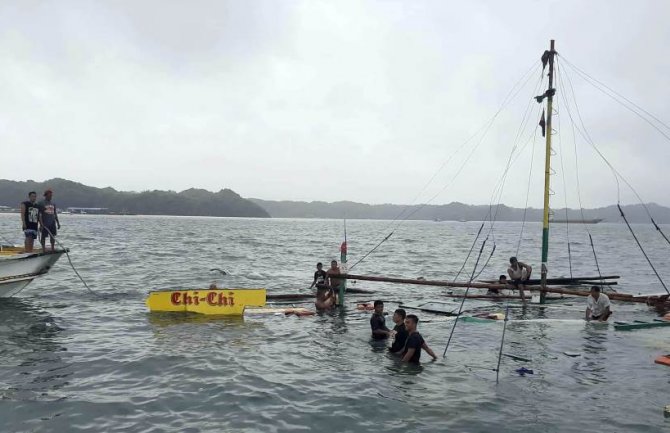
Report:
540,40,556,304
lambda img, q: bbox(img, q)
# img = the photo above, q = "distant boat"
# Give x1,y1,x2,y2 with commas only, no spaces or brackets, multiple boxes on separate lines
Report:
550,218,603,224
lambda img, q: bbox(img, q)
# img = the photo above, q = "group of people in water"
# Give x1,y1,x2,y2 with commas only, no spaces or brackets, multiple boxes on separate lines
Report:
19,189,61,252
309,260,343,309
370,300,438,363
308,254,611,364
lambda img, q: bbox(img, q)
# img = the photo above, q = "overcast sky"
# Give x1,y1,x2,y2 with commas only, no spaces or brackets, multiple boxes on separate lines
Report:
1,0,668,208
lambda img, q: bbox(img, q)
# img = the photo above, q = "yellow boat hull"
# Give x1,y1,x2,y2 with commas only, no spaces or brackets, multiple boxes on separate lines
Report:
146,288,266,315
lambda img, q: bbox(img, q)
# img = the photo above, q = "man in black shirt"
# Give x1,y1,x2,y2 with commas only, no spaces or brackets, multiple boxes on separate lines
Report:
389,308,408,353
401,314,437,363
20,191,40,252
370,300,391,339
312,262,335,309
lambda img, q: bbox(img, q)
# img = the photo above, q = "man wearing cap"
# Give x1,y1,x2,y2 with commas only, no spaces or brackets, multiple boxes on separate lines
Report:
38,189,61,252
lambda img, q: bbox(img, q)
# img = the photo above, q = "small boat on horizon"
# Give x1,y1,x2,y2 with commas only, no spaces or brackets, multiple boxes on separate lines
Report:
550,218,603,224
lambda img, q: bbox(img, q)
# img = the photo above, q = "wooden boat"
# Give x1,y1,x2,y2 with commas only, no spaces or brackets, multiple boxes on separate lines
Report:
146,288,266,315
613,318,670,331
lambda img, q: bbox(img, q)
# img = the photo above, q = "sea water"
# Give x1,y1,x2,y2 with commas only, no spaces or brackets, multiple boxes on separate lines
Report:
1,215,669,432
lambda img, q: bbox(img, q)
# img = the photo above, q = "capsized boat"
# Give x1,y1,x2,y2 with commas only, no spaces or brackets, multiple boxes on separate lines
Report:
146,288,266,315
0,245,67,297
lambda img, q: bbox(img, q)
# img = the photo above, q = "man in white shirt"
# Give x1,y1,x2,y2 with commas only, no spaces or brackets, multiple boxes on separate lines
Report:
585,286,612,322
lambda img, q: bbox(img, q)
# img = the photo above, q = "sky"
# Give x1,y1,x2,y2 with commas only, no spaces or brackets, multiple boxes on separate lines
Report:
1,0,669,208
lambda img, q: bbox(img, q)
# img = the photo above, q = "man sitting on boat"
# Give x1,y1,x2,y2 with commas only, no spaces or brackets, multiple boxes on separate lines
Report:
585,286,612,322
401,314,437,363
507,257,532,301
370,300,391,339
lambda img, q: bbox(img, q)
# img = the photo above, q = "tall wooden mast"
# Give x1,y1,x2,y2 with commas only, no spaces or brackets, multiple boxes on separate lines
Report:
540,40,556,304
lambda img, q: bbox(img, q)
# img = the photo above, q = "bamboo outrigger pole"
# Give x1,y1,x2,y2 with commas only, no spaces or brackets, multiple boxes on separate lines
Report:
540,39,556,304
336,273,667,304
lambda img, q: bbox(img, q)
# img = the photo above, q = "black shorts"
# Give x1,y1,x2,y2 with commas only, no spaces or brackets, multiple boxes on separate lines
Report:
41,224,57,239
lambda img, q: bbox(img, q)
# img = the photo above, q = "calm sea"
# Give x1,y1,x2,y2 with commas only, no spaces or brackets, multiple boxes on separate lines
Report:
1,214,669,432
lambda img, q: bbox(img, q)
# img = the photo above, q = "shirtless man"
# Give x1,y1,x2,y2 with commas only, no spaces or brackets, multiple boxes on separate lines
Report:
507,257,532,301
326,260,342,305
312,262,335,309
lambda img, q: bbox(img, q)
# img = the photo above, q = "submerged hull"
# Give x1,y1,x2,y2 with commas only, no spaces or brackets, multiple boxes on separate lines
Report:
0,249,66,298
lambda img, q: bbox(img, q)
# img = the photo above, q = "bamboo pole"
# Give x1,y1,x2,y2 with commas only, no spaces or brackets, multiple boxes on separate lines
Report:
338,273,667,304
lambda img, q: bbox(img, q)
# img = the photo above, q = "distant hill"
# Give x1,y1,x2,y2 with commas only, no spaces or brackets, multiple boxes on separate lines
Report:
0,179,270,218
249,198,670,224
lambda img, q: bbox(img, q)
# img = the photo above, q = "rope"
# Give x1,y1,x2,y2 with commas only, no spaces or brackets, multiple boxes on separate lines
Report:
617,205,669,294
559,55,670,141
587,233,605,288
495,305,510,384
349,231,394,271
554,96,573,277
473,244,497,280
42,226,102,297
452,222,484,282
556,61,617,282
443,236,488,358
351,62,542,270
559,58,670,249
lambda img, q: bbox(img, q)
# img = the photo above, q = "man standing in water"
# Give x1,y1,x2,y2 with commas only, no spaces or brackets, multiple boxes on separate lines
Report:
370,300,391,339
38,189,61,252
20,191,40,252
389,308,408,353
312,262,335,309
585,286,612,322
507,257,532,301
401,314,437,363
327,260,342,305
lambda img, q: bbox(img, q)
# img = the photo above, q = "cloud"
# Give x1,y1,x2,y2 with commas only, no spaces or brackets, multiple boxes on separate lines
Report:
0,0,668,208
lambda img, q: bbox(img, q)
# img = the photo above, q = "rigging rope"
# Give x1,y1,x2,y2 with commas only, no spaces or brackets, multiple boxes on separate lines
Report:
43,226,103,298
351,62,542,270
617,205,669,294
554,94,574,278
559,55,670,141
452,222,484,281
558,58,670,248
443,236,488,358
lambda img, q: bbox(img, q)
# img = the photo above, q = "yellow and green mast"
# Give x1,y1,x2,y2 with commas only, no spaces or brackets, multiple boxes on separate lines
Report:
540,40,556,304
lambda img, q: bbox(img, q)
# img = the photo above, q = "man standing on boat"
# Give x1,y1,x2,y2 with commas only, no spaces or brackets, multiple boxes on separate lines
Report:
20,191,40,252
38,189,60,252
401,314,437,363
585,286,612,322
507,257,532,301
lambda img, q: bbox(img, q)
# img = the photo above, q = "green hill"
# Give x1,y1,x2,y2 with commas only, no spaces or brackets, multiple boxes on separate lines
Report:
0,179,269,218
